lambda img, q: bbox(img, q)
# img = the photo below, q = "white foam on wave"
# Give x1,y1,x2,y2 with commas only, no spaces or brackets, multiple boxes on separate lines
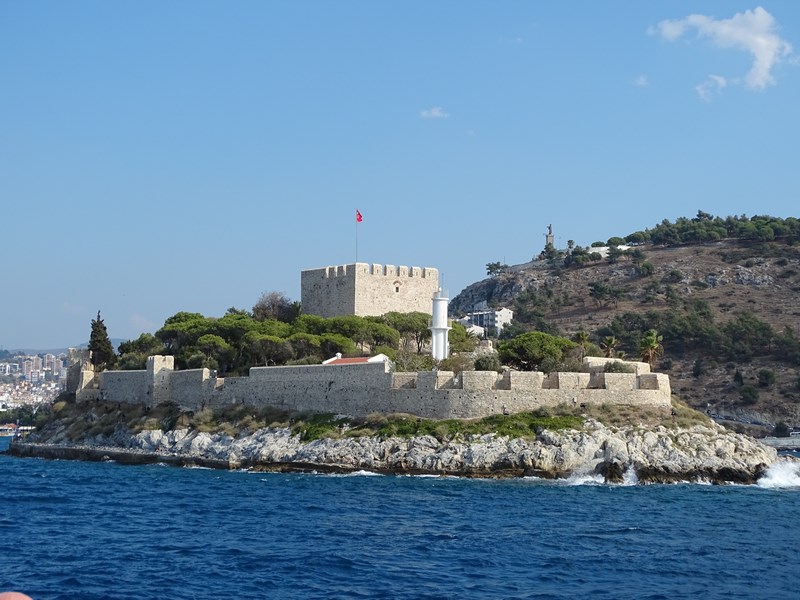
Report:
757,460,800,489
326,469,384,477
565,472,605,486
621,466,639,486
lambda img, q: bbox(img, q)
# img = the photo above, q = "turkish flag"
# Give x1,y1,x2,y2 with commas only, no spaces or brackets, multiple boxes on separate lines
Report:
356,210,363,223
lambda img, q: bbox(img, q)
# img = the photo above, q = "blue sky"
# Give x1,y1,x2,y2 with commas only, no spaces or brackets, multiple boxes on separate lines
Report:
2,2,799,350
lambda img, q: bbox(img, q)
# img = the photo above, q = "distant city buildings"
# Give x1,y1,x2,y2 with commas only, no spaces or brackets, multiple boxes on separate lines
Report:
0,351,66,409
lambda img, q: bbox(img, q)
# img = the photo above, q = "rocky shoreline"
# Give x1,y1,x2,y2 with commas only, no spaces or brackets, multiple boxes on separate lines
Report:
6,418,780,484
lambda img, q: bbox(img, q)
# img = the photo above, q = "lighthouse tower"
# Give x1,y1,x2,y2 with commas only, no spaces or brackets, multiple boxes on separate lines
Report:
429,288,451,361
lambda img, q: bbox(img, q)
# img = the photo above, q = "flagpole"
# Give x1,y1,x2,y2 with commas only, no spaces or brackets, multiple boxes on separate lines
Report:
355,209,362,263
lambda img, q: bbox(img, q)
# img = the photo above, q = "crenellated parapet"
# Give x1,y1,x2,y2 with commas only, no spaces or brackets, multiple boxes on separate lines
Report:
301,262,439,318
83,357,671,420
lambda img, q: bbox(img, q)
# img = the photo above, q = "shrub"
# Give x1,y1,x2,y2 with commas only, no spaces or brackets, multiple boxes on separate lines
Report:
758,369,776,387
604,361,635,373
439,355,475,374
636,262,655,277
773,422,790,437
373,345,397,362
692,359,706,378
474,354,502,372
739,385,759,405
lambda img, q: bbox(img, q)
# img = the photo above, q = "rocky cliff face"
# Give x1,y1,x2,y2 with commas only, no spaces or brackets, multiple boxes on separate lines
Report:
10,419,777,485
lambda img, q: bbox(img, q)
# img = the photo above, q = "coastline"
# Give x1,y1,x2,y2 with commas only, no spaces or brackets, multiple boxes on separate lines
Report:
5,418,779,484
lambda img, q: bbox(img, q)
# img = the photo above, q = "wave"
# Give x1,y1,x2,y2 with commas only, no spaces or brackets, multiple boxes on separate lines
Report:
757,460,800,489
324,469,384,477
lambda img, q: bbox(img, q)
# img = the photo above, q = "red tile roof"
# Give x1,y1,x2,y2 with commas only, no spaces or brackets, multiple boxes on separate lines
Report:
324,357,371,365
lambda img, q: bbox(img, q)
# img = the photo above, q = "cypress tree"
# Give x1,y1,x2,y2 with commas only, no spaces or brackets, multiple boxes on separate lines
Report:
89,310,116,371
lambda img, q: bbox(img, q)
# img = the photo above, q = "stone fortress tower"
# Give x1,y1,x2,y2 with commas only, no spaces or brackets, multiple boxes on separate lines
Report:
301,263,439,318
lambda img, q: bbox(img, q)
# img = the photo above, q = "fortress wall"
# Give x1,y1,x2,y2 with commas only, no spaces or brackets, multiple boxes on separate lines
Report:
391,373,418,389
205,362,395,416
584,357,651,375
300,264,358,318
354,263,439,316
638,373,669,390
553,372,591,390
461,370,500,390
77,369,96,392
168,369,213,411
417,371,457,391
85,356,672,421
98,370,148,404
408,386,672,420
147,355,174,405
602,373,639,391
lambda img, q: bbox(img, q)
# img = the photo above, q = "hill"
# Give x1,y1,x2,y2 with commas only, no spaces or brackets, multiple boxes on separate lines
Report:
452,237,800,434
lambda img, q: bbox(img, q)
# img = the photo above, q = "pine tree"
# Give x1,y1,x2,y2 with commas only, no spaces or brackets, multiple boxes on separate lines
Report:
89,310,116,371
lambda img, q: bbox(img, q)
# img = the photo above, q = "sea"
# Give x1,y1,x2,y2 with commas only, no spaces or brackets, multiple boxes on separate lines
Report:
2,436,800,600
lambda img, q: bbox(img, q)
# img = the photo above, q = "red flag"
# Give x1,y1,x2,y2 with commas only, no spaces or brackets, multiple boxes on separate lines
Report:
356,209,363,223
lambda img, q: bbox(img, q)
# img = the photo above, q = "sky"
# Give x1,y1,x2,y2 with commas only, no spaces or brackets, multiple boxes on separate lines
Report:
2,1,799,350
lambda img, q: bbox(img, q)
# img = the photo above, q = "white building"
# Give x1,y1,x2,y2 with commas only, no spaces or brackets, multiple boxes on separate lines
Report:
461,303,514,336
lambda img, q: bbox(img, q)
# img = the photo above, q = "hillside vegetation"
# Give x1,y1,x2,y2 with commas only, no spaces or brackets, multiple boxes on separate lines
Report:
451,213,800,433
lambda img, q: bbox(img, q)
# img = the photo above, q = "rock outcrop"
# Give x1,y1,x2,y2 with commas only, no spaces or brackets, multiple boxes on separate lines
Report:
8,419,777,484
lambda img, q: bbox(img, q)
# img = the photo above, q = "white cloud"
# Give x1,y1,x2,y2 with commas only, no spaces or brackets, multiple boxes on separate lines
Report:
651,6,793,92
696,74,728,102
633,74,649,87
420,107,449,119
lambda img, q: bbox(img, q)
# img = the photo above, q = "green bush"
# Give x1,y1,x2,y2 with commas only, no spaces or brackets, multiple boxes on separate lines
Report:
773,422,790,437
739,385,759,405
604,361,635,373
758,368,776,387
439,354,475,374
474,354,502,372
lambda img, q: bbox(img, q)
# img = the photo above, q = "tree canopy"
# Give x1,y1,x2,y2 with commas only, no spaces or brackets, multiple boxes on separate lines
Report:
497,332,575,372
88,311,116,372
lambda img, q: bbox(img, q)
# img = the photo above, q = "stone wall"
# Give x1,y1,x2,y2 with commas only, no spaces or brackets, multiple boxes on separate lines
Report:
97,370,148,404
78,356,672,420
301,263,439,318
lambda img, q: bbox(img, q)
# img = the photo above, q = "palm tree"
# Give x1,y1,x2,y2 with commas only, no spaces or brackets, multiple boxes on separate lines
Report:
640,329,664,368
573,330,591,359
600,336,619,358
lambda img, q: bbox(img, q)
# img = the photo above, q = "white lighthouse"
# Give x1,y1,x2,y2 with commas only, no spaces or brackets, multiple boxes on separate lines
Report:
429,288,451,361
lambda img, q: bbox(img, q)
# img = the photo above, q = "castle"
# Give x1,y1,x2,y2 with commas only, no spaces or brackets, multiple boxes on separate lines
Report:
301,263,439,318
70,354,671,420
67,260,672,419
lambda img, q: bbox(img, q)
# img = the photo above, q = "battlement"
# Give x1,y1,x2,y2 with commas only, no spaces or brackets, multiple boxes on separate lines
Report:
310,263,438,279
301,262,440,318
80,357,672,421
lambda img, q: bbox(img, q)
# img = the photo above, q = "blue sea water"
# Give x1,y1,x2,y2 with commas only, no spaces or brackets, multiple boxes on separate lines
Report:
2,436,800,600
